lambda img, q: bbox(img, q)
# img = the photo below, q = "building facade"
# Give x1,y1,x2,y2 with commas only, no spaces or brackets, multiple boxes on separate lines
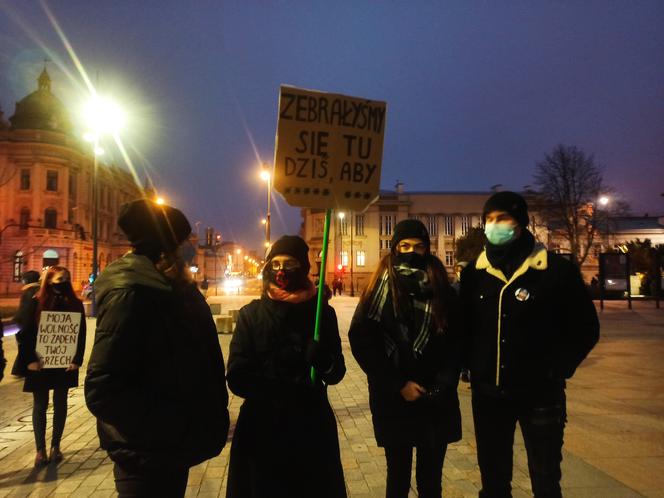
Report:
302,185,508,294
0,69,142,294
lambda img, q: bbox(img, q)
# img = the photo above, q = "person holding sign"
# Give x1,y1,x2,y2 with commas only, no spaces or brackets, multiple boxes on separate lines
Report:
349,219,462,498
226,235,347,498
85,199,229,498
18,266,86,467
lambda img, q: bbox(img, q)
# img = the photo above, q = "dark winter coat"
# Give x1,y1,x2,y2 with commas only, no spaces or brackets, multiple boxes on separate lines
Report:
19,296,86,393
348,286,462,448
84,253,229,471
12,283,40,377
226,294,347,498
459,243,600,397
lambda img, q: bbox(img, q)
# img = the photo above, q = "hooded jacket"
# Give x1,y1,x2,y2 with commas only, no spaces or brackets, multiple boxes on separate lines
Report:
85,253,229,470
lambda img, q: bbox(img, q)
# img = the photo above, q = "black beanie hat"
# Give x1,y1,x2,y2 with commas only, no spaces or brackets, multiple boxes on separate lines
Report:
482,191,529,227
118,199,192,258
266,235,311,272
21,270,40,284
391,219,431,250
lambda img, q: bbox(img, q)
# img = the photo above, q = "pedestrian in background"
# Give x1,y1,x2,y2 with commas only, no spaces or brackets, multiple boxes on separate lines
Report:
460,191,599,498
0,319,6,383
349,219,462,498
18,266,86,466
85,199,229,498
226,235,347,498
12,270,41,378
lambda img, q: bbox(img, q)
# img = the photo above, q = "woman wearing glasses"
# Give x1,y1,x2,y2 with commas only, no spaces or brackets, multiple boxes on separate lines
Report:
226,235,347,498
349,219,462,498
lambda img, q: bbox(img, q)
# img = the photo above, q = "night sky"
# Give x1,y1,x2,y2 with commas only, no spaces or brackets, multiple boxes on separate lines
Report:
1,1,663,251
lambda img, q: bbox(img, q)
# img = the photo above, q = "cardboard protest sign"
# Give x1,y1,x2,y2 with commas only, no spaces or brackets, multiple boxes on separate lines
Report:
35,311,81,369
274,85,387,211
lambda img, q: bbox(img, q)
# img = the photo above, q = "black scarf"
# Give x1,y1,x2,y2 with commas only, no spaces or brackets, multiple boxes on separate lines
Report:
486,229,535,280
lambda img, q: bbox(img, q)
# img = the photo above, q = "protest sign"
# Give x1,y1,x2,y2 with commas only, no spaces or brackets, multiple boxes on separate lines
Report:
274,85,386,212
35,311,81,369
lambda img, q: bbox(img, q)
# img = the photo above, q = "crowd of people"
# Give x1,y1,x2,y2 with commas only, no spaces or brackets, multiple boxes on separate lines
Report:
0,191,599,498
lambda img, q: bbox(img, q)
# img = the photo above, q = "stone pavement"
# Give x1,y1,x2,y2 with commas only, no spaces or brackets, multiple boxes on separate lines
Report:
0,297,662,497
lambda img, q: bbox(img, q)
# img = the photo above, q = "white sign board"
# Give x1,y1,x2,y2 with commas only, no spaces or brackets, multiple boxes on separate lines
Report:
36,311,81,369
274,85,387,211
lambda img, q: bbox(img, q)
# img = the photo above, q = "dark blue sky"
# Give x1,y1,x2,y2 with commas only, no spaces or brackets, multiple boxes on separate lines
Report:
2,1,663,250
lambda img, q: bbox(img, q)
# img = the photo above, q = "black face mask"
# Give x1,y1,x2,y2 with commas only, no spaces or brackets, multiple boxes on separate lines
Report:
394,252,427,271
52,282,69,294
267,267,309,292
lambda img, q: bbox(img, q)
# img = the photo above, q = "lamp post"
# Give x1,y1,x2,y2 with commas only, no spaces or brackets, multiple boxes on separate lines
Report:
260,164,272,249
82,94,125,316
599,195,610,251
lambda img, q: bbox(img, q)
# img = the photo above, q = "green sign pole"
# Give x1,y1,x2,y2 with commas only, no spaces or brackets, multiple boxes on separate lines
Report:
311,208,332,383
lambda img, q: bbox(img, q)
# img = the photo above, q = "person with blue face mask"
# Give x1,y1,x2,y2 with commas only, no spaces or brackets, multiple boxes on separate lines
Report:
459,191,600,498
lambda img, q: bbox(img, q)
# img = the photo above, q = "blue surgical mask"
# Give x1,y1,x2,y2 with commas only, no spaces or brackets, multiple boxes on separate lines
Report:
484,222,516,246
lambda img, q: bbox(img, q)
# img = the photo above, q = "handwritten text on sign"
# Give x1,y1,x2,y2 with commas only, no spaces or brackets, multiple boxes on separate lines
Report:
274,86,386,211
36,311,81,369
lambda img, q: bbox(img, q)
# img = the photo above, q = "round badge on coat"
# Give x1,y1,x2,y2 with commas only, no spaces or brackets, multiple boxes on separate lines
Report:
514,288,530,302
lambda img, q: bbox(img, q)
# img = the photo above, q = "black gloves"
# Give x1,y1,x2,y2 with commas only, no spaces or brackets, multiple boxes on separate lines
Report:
305,339,334,373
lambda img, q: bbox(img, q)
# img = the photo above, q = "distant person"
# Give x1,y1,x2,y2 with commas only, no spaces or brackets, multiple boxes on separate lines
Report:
0,319,5,383
18,266,86,466
349,219,462,498
85,199,229,498
12,270,41,377
332,276,344,296
226,235,347,498
460,191,600,498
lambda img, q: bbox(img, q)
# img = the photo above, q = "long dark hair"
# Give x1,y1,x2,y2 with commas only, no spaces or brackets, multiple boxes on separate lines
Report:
360,251,453,334
36,266,81,312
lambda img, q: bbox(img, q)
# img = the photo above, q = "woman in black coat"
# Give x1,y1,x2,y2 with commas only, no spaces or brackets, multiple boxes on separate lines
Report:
18,266,86,466
349,220,462,498
226,235,347,498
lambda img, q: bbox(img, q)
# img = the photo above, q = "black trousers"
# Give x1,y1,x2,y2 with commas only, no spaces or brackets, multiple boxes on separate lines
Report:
472,388,566,498
114,464,189,497
32,388,68,451
384,445,447,498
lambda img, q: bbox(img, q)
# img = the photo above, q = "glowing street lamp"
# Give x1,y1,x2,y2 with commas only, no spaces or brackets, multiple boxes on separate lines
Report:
260,164,272,248
81,93,125,317
155,197,165,205
599,196,610,207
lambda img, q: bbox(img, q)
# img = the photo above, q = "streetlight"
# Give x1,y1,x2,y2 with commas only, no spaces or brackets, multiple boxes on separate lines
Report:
598,195,611,250
155,197,165,205
260,164,272,249
82,94,125,316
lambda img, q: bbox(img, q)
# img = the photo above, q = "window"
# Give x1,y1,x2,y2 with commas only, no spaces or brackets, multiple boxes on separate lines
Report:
19,208,30,228
44,208,57,229
340,251,349,267
444,216,454,236
313,215,325,235
356,250,366,267
380,214,396,236
42,249,59,268
69,172,77,197
445,251,454,267
20,169,30,190
460,216,470,236
339,217,348,236
46,170,58,192
13,251,24,282
355,214,365,236
427,215,438,236
380,239,392,251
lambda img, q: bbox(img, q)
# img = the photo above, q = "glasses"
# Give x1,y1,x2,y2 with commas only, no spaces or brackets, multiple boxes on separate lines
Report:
270,260,301,271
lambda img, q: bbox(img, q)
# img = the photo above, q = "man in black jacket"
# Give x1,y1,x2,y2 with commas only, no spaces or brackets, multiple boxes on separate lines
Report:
85,199,229,497
460,191,599,498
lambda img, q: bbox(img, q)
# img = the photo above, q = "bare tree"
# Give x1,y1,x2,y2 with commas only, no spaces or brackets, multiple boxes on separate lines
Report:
534,144,616,266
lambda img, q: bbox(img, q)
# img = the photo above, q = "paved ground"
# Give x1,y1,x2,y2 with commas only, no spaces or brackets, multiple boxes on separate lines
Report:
0,296,662,497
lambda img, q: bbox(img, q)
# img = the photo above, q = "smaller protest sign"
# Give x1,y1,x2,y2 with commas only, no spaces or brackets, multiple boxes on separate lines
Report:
35,311,81,369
